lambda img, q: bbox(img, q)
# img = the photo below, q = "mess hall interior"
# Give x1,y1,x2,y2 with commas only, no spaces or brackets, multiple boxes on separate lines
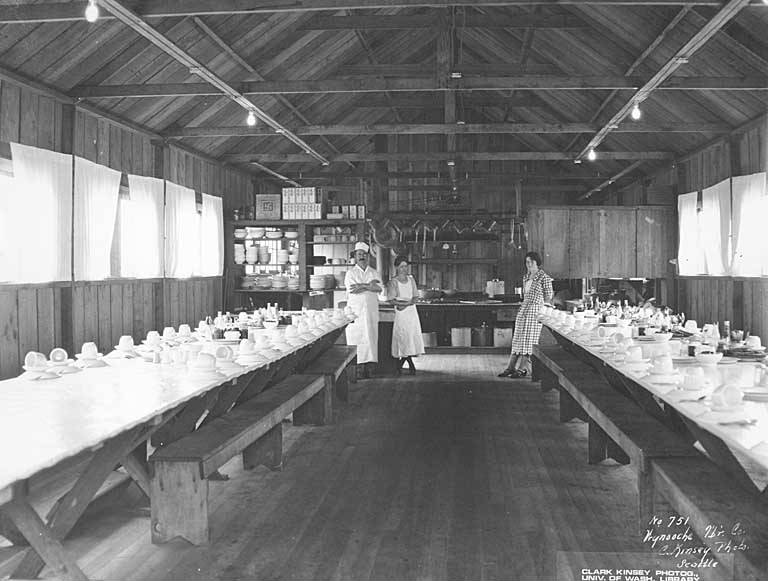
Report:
2,2,768,580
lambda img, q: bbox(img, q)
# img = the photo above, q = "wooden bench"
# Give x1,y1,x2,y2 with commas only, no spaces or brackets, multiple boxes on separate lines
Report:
532,344,698,530
149,373,331,545
651,457,768,579
307,345,357,403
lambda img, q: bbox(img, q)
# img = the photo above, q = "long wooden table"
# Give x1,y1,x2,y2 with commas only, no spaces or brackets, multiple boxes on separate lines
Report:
0,319,349,581
541,318,768,494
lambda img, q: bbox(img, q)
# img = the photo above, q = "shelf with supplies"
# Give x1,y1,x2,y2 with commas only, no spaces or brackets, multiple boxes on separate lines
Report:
224,219,366,311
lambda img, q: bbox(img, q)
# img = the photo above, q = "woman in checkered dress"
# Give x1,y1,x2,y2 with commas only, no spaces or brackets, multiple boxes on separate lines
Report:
499,251,553,378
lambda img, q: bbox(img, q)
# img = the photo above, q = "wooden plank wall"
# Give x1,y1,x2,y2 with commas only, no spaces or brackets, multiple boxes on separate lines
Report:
0,79,247,379
674,115,768,340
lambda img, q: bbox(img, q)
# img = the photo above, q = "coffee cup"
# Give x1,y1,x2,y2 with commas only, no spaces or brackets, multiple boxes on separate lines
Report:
682,367,705,390
746,335,762,350
49,347,68,363
81,342,99,359
239,339,254,355
146,331,161,346
118,335,135,351
162,326,176,339
711,385,744,409
684,320,698,332
652,355,674,374
667,340,682,357
626,346,643,362
24,351,48,369
178,324,192,337
214,345,233,361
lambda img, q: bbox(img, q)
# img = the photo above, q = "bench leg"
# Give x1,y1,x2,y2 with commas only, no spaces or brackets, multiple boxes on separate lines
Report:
243,423,283,472
294,377,333,426
541,370,559,394
150,461,209,546
588,420,629,465
560,390,588,423
335,368,350,403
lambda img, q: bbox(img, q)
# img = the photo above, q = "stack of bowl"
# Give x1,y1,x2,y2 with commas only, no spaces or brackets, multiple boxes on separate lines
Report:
245,245,259,264
234,244,245,264
310,274,326,290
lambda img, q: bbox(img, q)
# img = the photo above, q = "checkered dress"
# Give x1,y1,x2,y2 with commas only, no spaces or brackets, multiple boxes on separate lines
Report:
510,269,554,355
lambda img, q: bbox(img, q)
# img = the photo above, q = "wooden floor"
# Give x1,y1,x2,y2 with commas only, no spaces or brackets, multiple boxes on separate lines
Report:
5,354,654,580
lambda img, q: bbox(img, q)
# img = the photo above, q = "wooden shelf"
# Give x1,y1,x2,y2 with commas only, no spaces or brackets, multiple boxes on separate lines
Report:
306,241,356,245
410,258,499,264
228,219,365,227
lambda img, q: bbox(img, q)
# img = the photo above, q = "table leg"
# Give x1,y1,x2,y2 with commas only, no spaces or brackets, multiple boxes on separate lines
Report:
2,499,88,581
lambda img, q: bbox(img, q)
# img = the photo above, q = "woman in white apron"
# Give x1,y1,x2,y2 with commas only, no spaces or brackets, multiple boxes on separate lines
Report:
386,256,424,375
344,242,382,378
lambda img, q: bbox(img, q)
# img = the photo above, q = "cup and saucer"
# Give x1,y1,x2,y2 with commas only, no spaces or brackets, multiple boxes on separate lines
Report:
21,351,61,380
75,342,107,368
646,356,681,385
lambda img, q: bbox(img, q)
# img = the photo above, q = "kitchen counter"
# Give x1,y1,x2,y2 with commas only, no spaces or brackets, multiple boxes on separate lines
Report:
377,299,520,356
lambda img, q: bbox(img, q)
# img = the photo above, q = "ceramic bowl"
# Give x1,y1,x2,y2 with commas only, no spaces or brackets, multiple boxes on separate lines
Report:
695,351,723,366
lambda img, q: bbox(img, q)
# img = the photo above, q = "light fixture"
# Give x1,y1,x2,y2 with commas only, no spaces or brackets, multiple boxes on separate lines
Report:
446,160,455,167
574,159,582,165
456,120,465,125
450,72,463,79
275,128,285,134
246,110,256,126
587,149,597,162
84,0,99,22
321,161,330,166
630,102,642,121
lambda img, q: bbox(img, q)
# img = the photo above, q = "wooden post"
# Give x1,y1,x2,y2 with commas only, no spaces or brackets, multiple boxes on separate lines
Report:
294,376,333,426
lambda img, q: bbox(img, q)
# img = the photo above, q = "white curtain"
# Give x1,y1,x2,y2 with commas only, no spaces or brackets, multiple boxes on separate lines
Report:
199,193,223,276
0,173,21,282
164,181,198,278
677,191,705,276
73,157,122,280
10,143,73,283
700,178,731,276
122,174,165,278
731,172,768,277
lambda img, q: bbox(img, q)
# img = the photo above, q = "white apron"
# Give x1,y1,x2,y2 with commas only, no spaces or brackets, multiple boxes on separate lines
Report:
345,265,380,363
391,277,425,358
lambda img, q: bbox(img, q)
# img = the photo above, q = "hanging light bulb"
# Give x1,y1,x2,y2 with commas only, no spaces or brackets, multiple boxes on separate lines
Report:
84,0,99,22
587,148,597,162
246,110,256,127
631,102,642,121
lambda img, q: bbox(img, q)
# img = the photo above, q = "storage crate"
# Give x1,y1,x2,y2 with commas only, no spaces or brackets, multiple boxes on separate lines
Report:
255,194,282,220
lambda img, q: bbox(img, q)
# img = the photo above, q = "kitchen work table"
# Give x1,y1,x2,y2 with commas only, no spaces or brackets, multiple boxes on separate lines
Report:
0,319,350,581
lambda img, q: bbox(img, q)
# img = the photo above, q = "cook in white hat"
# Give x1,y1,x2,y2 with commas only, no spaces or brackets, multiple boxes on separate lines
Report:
344,240,381,376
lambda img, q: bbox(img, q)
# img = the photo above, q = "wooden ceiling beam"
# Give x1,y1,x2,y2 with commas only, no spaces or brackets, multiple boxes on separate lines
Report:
281,171,608,180
225,151,674,163
75,76,768,98
578,0,753,160
164,121,730,138
298,14,586,30
0,1,752,24
323,63,561,77
96,0,330,165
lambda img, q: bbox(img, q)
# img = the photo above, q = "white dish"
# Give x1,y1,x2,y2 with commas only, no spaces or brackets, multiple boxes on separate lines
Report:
718,357,739,365
210,339,241,345
75,353,103,359
743,390,768,402
22,364,49,373
709,403,746,413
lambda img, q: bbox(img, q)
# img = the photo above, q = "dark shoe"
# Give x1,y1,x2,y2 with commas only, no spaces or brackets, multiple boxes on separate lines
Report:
406,357,416,375
510,369,528,378
498,369,514,378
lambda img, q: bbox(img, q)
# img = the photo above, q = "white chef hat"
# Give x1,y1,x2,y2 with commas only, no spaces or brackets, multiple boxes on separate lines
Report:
354,241,370,253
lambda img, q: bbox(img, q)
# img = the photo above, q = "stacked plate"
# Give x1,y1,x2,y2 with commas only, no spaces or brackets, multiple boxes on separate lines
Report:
310,274,326,290
287,276,300,290
245,245,259,264
234,244,246,264
255,274,273,289
276,249,290,264
234,228,247,240
271,275,288,289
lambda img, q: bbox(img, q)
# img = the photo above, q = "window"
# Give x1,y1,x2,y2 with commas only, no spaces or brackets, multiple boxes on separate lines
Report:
677,191,705,276
731,172,768,277
121,174,164,278
198,193,223,276
73,157,122,280
699,178,731,276
164,182,198,278
0,144,73,283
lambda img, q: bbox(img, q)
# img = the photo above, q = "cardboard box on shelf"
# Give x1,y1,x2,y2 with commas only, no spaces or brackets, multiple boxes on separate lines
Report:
255,194,282,220
357,205,366,219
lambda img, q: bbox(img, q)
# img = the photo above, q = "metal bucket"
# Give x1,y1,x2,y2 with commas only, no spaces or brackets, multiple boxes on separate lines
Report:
422,332,437,347
472,324,493,347
450,327,471,347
